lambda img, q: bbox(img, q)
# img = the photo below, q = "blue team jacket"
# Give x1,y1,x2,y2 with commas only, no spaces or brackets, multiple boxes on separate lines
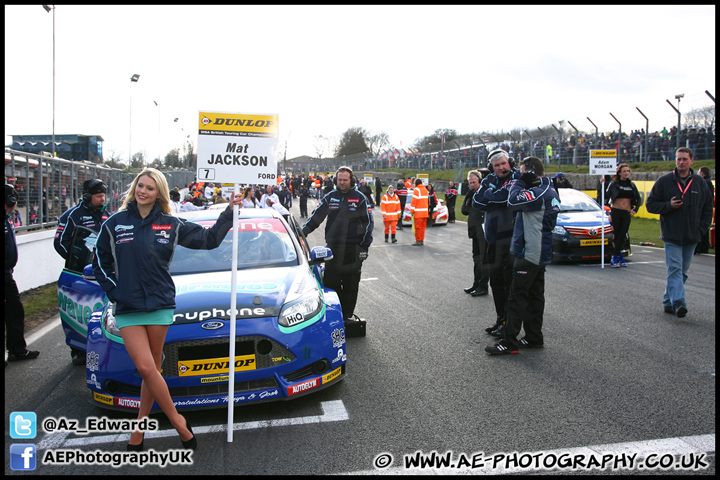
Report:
93,201,234,315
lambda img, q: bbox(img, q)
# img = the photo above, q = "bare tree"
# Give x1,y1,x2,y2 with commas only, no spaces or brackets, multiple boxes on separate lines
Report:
365,131,390,157
684,105,715,129
313,135,328,159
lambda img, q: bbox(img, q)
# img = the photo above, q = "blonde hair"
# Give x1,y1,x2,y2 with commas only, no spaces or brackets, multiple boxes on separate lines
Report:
119,168,172,215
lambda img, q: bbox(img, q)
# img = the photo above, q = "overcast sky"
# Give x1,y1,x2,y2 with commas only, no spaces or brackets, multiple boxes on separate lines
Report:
4,4,716,164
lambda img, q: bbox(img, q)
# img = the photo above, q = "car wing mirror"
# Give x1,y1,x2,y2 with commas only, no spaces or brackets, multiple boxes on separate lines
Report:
309,246,333,266
82,264,96,281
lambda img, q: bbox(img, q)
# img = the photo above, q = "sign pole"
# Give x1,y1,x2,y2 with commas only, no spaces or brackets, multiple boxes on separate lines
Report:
589,150,617,270
195,111,279,442
601,178,605,268
227,182,239,441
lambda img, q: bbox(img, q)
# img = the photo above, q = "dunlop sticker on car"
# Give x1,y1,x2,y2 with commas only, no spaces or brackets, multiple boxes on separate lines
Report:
178,355,256,377
322,366,342,384
580,238,608,246
93,392,114,406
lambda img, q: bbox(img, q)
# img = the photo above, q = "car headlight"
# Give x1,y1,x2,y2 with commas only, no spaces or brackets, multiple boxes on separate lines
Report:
553,226,567,236
278,290,323,328
103,303,121,337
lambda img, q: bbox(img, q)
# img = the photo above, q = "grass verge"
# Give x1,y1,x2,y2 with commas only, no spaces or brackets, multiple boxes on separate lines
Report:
20,282,58,330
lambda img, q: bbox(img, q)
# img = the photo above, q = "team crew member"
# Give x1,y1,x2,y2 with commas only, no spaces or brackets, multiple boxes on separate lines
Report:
395,180,408,230
380,184,401,243
445,181,458,223
410,178,429,246
646,147,713,318
606,163,642,267
93,167,243,451
485,157,560,355
5,184,40,365
473,149,522,336
461,170,489,296
54,179,109,365
259,185,280,209
302,166,374,334
54,179,109,260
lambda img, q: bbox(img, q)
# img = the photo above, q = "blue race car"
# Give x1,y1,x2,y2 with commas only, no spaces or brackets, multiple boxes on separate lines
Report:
57,207,346,412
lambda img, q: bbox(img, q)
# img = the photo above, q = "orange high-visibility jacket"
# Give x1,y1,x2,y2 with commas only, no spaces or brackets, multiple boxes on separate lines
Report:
405,178,413,190
410,183,429,219
381,192,402,221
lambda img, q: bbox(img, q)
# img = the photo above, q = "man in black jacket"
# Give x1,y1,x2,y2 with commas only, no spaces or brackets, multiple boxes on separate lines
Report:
695,165,714,254
303,166,374,335
646,147,713,318
54,179,109,365
5,184,40,365
54,179,109,260
461,171,489,297
445,181,458,223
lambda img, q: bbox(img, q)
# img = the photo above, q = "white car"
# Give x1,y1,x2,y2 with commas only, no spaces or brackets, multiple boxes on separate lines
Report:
401,198,449,226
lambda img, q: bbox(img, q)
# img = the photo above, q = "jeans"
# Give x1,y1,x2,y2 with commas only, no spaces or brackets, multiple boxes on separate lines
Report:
662,241,696,310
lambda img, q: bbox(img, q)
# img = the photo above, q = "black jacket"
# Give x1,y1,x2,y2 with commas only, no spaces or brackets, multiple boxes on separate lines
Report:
646,168,714,245
93,202,235,315
606,179,643,212
302,187,374,251
5,214,18,273
472,169,522,245
54,201,109,259
461,190,485,240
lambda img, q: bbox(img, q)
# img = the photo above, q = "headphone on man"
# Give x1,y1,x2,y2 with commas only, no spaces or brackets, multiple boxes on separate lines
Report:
83,179,107,203
334,166,356,187
5,184,18,208
487,148,515,170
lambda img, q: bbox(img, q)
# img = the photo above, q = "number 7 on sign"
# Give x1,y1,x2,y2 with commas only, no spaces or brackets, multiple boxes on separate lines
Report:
198,169,215,180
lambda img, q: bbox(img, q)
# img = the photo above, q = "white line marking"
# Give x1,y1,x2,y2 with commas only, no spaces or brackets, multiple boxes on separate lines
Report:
26,316,62,345
41,400,349,449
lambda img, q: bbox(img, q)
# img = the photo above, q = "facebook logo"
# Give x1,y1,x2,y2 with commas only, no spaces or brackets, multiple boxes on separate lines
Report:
10,444,37,471
10,411,36,439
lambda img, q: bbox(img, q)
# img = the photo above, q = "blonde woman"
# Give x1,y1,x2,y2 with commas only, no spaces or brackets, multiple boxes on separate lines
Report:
93,168,242,451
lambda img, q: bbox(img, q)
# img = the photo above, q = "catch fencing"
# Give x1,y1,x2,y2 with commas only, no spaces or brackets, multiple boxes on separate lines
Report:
5,148,195,233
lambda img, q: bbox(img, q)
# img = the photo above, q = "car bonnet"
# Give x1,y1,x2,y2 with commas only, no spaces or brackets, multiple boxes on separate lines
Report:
170,266,305,325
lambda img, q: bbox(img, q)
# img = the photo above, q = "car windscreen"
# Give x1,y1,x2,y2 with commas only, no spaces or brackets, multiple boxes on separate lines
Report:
558,192,600,213
169,217,299,275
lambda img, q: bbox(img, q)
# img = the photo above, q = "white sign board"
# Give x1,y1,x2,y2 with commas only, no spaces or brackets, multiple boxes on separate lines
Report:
589,150,617,175
196,111,279,185
364,174,374,184
417,173,429,186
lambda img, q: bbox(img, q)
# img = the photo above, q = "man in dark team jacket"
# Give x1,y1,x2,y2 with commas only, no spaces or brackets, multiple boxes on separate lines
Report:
485,156,560,355
461,172,489,297
5,184,40,364
303,166,373,331
646,147,713,318
54,179,109,259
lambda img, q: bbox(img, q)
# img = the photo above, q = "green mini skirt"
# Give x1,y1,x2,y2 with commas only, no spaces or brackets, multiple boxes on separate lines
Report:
115,309,174,329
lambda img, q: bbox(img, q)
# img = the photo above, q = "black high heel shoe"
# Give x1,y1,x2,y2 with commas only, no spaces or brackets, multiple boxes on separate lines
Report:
180,416,197,450
127,432,144,451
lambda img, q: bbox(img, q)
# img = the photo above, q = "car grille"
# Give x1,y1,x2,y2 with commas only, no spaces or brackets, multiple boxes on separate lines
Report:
161,335,296,377
565,225,613,238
